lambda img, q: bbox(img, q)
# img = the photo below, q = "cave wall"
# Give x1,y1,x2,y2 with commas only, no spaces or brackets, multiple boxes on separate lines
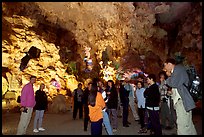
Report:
2,2,202,109
2,3,80,109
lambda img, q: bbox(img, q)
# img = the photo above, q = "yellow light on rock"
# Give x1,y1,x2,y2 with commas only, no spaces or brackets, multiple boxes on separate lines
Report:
100,61,117,82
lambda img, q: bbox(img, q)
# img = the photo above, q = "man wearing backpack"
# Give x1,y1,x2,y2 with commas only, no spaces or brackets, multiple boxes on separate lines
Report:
163,58,197,135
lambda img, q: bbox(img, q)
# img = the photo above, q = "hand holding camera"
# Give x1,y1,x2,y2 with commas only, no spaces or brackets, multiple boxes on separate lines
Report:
20,107,28,113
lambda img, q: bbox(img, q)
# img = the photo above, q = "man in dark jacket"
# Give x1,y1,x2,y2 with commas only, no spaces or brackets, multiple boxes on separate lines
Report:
72,83,84,120
119,81,130,127
144,74,162,135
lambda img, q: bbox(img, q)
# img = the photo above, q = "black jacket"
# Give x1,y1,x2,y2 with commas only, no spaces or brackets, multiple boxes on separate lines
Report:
83,88,90,105
106,87,118,109
119,84,129,105
34,90,48,110
144,83,160,108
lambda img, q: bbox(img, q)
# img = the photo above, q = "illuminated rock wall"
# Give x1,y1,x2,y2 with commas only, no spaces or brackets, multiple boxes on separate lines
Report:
2,2,202,110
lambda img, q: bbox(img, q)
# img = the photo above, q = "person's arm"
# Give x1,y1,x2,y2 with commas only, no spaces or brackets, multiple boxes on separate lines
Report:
130,84,135,98
166,65,188,88
102,91,108,103
119,86,124,104
154,85,161,105
143,88,148,98
97,92,106,109
35,91,40,104
72,89,76,98
135,89,138,103
20,84,28,107
72,89,74,96
45,93,48,110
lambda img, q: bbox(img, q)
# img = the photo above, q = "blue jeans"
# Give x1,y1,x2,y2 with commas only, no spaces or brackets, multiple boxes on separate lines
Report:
33,110,45,129
107,109,118,129
103,111,113,135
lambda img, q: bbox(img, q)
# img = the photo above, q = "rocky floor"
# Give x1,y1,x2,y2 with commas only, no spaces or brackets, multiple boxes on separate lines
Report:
2,109,202,135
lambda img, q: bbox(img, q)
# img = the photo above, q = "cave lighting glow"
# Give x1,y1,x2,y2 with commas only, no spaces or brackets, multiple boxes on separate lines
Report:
99,61,117,82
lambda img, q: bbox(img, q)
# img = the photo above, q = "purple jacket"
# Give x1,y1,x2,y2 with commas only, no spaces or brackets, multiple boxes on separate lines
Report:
20,82,36,107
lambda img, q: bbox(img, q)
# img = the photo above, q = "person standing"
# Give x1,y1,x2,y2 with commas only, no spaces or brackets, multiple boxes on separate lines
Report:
16,75,36,135
158,71,175,130
83,82,92,131
124,78,139,121
97,79,113,135
135,81,147,133
144,74,162,135
119,81,130,127
106,80,118,132
72,83,84,120
115,81,123,118
163,58,197,135
88,84,106,135
33,83,48,133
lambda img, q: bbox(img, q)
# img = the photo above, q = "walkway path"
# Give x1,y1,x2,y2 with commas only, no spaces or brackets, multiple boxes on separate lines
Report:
2,109,202,135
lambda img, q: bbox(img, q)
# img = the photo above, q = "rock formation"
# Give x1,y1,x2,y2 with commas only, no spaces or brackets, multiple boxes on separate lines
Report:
2,2,202,111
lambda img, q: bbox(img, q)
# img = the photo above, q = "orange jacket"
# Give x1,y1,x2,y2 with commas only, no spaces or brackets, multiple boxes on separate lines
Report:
88,92,106,122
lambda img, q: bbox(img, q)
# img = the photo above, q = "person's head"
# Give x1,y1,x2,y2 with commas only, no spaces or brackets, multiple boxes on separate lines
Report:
146,74,156,85
115,80,120,86
125,78,129,83
159,71,167,82
136,81,144,89
30,75,36,84
163,58,176,75
87,82,92,90
92,78,99,87
137,75,144,82
119,80,124,85
78,83,82,89
97,79,104,88
107,80,114,87
39,83,45,90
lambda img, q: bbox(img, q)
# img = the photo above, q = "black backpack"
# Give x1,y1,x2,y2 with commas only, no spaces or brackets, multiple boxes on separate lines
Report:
184,66,202,102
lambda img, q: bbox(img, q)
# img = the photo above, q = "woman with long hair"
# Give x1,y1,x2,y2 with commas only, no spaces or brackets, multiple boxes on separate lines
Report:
88,83,106,135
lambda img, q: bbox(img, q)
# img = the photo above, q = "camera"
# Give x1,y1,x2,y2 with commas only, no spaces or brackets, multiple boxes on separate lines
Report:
162,97,167,103
21,107,28,113
23,108,28,113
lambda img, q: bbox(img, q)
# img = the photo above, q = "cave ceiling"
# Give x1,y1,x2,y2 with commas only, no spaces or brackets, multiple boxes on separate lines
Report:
2,2,202,98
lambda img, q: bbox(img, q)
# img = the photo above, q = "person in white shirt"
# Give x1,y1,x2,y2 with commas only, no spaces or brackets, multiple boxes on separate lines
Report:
135,81,146,133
